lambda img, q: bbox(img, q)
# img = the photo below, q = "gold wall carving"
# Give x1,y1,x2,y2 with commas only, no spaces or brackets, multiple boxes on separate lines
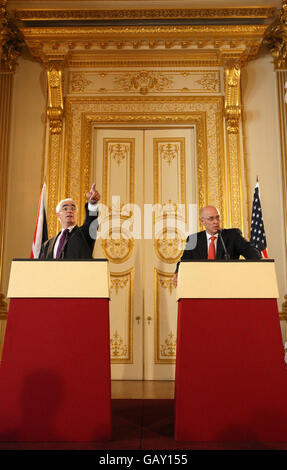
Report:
61,96,229,236
114,70,172,95
110,269,134,363
110,277,129,294
265,1,287,70
69,69,221,96
47,62,64,135
154,269,176,364
102,229,134,264
102,138,135,207
46,132,63,235
110,330,128,359
63,102,220,229
15,8,276,22
224,64,241,134
154,228,185,264
160,331,177,358
226,132,243,231
0,0,22,73
19,24,268,70
153,137,186,208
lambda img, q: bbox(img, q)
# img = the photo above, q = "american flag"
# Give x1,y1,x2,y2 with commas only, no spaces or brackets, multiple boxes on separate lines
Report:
250,181,268,258
30,182,48,258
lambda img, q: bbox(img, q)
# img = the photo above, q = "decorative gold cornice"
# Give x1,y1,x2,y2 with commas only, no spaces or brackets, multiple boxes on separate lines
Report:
18,23,268,68
20,24,269,39
15,7,276,22
265,1,287,70
0,0,22,72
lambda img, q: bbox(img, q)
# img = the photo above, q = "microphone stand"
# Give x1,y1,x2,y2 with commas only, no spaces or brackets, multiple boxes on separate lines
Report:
218,230,230,260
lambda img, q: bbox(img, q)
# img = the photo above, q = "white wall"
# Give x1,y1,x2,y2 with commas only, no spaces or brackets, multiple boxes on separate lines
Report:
2,53,46,294
242,49,287,335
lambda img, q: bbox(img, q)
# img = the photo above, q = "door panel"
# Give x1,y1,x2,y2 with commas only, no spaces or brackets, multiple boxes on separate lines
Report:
92,127,196,379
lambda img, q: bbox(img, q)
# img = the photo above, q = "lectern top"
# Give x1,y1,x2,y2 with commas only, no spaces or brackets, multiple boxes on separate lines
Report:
177,260,279,299
7,259,110,298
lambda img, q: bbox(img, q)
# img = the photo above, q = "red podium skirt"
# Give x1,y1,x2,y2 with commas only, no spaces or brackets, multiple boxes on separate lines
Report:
0,298,111,442
174,298,287,442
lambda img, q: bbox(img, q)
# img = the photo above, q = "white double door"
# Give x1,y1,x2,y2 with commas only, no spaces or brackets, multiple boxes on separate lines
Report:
92,127,196,379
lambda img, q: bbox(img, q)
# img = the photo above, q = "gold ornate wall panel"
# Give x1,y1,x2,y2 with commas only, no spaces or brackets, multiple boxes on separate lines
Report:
110,269,134,364
68,69,222,96
62,96,228,233
102,138,135,207
154,269,177,364
225,129,244,230
46,132,63,235
153,137,186,208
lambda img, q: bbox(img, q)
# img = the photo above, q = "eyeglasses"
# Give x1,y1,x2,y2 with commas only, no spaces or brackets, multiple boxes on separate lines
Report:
60,205,77,212
202,215,220,222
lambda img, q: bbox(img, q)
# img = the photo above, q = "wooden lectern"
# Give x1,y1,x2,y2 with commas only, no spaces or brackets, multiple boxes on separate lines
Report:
0,259,111,442
175,260,287,442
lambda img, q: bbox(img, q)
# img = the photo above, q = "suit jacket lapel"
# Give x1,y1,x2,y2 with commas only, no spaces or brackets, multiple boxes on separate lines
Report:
46,234,59,259
198,231,207,259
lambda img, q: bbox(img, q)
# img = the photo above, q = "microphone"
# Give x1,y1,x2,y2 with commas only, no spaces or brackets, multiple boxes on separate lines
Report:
218,230,230,260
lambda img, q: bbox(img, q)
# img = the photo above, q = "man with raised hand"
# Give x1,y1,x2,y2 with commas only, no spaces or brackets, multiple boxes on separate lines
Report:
39,183,100,260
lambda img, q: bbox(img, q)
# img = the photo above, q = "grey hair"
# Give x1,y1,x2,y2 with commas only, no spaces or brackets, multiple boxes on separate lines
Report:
56,198,78,214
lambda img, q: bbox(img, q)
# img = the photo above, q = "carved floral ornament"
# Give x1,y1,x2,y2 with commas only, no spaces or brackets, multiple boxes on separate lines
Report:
114,70,173,95
265,0,287,70
0,0,22,72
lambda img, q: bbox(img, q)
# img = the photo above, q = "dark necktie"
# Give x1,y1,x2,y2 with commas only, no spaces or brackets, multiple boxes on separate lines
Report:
56,229,69,259
208,236,216,260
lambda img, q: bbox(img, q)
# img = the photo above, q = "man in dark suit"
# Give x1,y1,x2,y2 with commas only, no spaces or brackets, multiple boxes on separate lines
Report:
39,183,100,260
173,205,261,286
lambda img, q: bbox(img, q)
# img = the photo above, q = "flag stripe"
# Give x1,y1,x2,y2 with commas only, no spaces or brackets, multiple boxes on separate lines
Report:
30,183,48,259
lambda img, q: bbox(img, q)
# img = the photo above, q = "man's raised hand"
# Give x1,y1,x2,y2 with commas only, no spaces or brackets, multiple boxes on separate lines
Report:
86,183,101,205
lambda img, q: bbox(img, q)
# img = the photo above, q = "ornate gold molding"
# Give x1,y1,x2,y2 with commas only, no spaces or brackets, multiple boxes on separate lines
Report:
110,268,134,364
265,1,287,70
0,293,8,315
46,61,64,135
224,63,241,134
102,230,135,264
62,96,227,236
154,269,176,364
45,61,65,233
110,330,128,358
19,24,268,67
0,0,22,72
160,331,177,358
15,8,276,22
